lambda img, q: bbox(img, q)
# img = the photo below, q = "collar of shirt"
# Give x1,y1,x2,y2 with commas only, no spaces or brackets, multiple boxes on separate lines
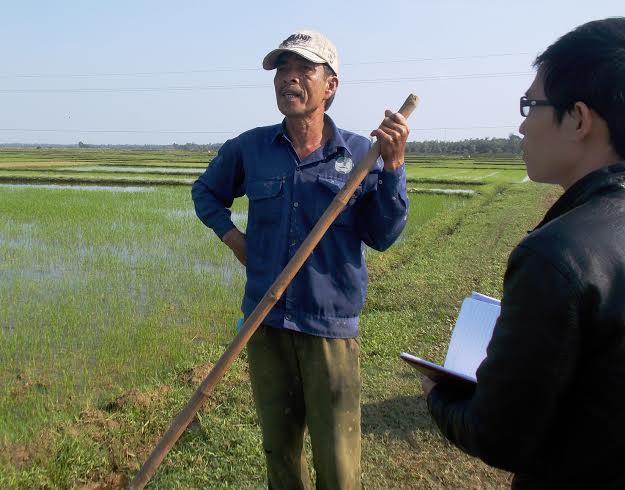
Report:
270,114,355,162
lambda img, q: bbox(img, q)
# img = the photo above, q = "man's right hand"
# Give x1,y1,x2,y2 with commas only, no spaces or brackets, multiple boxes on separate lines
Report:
222,228,247,266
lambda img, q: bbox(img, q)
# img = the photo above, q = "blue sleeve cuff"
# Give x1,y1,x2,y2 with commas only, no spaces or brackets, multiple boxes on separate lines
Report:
214,219,236,241
379,165,405,190
379,165,408,210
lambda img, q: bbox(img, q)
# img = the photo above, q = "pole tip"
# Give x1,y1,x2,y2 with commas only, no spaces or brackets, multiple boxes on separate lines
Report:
398,94,420,118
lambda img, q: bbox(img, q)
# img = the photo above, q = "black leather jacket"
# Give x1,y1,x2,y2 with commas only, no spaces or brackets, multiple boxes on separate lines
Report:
428,163,625,489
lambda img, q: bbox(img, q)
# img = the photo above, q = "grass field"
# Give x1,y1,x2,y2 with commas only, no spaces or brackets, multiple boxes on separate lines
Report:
0,149,556,488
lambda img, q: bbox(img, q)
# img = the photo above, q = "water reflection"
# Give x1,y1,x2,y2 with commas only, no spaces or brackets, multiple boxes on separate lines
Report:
59,166,205,174
407,188,475,196
0,184,155,192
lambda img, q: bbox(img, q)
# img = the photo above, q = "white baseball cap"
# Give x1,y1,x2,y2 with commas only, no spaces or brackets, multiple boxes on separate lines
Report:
262,30,339,75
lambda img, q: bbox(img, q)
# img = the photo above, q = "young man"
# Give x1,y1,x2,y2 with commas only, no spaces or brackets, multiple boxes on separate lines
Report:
192,31,409,489
422,18,625,489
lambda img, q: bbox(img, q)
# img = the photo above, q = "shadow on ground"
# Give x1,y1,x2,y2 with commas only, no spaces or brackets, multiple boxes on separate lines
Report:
362,393,438,441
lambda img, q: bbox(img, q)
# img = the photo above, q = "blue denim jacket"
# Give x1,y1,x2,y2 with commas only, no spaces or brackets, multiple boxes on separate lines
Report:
192,116,408,338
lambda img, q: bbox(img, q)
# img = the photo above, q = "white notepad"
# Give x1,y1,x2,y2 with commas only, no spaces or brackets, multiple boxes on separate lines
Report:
401,292,501,385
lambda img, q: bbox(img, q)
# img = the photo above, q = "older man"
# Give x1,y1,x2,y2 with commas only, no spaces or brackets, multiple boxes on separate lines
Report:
192,30,409,489
422,17,625,489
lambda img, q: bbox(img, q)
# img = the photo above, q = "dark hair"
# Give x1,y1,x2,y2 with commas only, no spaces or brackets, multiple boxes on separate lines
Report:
535,17,625,158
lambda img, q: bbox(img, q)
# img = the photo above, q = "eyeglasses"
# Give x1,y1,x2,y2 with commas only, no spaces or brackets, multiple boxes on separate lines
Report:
520,96,552,117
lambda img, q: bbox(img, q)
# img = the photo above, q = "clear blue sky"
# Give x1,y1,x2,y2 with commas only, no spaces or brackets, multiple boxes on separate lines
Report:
1,1,621,145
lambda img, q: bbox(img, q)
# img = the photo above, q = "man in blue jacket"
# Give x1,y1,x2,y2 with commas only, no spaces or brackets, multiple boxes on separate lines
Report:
422,17,625,489
192,30,409,489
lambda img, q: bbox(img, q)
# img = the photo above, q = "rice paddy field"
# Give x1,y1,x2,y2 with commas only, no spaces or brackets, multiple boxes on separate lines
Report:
0,148,554,488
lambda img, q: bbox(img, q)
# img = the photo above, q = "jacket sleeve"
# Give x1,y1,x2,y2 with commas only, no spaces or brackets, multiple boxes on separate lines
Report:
191,138,245,240
354,158,409,251
426,244,582,473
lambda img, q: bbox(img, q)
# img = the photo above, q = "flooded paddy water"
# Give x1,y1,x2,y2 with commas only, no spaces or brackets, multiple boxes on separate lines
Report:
0,183,156,192
408,187,476,196
58,165,205,174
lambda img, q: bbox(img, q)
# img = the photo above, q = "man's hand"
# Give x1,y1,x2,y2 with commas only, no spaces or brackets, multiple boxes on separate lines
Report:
370,109,410,171
421,376,437,397
222,228,246,266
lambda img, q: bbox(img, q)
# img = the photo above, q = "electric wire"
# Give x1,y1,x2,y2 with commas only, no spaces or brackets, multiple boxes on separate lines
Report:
0,71,531,94
0,125,519,135
0,52,530,79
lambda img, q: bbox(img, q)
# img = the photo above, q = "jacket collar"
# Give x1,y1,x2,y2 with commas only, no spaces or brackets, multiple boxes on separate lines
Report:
534,162,625,231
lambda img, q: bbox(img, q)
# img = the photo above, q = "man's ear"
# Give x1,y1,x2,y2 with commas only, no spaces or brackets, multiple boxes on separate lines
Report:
327,75,339,95
567,101,594,142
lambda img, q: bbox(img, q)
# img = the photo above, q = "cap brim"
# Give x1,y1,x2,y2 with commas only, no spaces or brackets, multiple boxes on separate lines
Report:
262,47,326,70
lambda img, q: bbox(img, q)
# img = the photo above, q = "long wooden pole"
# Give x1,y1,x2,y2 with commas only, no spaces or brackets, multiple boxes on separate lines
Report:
128,94,419,489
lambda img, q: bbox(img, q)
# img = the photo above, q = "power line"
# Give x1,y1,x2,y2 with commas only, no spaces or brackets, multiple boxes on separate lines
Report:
0,125,519,135
345,52,530,66
343,72,530,85
0,71,531,94
0,128,236,134
359,125,519,132
0,52,530,79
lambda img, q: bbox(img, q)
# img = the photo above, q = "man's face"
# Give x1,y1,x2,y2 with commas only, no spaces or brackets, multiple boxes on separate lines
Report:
519,73,577,188
273,52,337,118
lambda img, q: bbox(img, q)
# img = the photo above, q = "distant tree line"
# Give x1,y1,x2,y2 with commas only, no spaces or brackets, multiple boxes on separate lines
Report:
1,135,522,156
405,134,521,156
171,142,222,152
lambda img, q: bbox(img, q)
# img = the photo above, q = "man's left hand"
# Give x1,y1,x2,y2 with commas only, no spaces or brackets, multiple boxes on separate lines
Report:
421,376,437,397
370,109,410,171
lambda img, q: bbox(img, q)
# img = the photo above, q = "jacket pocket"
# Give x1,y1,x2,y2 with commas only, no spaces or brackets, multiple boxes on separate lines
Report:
247,179,283,225
316,175,360,227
